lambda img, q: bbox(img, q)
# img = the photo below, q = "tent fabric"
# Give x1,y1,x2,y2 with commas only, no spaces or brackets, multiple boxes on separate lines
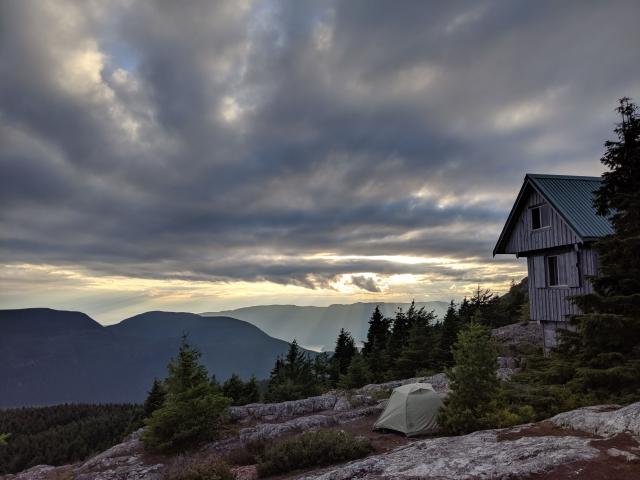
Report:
373,383,444,436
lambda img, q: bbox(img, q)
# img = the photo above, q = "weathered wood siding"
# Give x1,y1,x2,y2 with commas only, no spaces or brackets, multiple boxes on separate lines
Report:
526,246,599,323
504,187,581,254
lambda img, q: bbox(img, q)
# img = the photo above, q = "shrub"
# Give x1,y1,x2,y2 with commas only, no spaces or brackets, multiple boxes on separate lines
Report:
482,403,536,428
163,455,233,480
370,388,392,402
256,429,372,477
224,440,267,466
143,337,232,453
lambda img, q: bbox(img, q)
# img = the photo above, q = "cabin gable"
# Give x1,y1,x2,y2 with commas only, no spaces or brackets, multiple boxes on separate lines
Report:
500,184,581,255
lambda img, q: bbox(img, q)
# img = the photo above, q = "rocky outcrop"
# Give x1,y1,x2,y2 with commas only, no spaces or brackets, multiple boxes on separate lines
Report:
299,430,599,479
1,465,59,480
240,414,339,443
229,394,340,421
228,391,385,423
358,372,450,394
210,405,384,451
550,401,640,437
301,401,640,480
492,321,543,356
2,429,163,480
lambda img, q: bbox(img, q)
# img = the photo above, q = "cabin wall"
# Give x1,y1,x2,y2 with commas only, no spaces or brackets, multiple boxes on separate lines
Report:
504,188,581,254
526,246,598,323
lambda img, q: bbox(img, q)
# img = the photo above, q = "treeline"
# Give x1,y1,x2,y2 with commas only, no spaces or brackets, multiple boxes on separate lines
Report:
0,403,143,474
262,280,528,402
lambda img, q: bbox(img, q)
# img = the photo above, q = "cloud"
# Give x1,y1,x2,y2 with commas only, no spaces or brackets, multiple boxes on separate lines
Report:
1,0,639,311
350,275,382,293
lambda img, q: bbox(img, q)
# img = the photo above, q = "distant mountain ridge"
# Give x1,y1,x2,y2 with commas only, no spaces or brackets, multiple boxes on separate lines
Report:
202,301,449,351
0,308,302,407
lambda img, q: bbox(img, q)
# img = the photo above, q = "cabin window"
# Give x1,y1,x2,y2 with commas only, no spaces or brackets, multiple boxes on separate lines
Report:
547,256,559,286
531,204,549,230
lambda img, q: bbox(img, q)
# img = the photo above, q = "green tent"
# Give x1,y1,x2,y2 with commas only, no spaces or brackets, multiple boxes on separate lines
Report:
373,383,445,436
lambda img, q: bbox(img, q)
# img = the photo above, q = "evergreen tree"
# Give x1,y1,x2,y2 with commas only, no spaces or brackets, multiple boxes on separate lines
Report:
330,329,357,384
210,375,222,394
439,301,460,367
142,337,230,452
222,374,245,406
362,306,392,382
338,353,371,389
312,352,333,390
438,323,499,434
567,97,640,398
394,309,438,378
385,306,411,375
143,378,167,418
265,340,319,402
241,376,261,405
457,297,473,324
0,433,8,447
362,306,391,356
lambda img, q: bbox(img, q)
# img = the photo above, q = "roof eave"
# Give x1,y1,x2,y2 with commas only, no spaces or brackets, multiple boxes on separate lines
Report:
493,175,534,256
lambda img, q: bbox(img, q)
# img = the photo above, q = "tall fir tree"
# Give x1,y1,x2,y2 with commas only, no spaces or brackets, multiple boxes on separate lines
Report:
241,376,261,405
394,309,438,378
457,297,473,324
439,301,460,367
143,378,167,418
265,340,319,402
437,323,499,434
385,305,411,375
362,306,392,382
362,306,391,356
567,97,640,398
330,329,357,384
222,374,245,405
312,352,333,390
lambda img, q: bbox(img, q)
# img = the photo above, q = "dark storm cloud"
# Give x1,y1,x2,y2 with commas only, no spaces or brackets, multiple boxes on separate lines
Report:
1,0,639,288
350,276,382,293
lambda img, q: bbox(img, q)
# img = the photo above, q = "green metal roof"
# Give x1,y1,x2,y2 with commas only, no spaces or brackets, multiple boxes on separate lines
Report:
493,173,613,255
527,174,614,239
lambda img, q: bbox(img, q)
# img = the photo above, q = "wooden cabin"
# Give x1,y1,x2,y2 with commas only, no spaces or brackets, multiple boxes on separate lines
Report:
493,174,613,351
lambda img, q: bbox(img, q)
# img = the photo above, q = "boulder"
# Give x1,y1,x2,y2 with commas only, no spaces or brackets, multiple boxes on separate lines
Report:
550,401,640,437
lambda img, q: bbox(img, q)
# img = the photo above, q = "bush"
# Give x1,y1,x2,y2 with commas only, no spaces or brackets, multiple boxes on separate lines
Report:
163,455,233,480
143,337,232,453
224,440,267,466
369,388,392,402
256,429,372,477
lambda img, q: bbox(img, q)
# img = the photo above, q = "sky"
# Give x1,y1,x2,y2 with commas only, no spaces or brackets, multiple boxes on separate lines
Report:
1,1,639,325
